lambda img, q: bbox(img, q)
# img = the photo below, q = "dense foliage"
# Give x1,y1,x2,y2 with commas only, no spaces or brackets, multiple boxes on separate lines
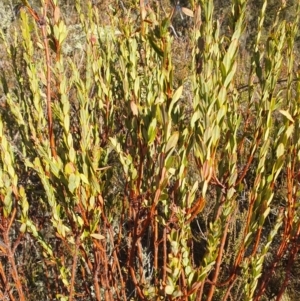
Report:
0,0,300,300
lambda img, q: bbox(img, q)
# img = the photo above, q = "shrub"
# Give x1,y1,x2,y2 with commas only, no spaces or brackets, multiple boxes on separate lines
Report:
0,0,300,300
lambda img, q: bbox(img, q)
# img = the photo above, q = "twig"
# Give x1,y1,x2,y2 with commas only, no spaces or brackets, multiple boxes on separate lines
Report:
206,214,231,301
23,0,57,158
3,214,25,301
236,77,300,93
69,235,80,301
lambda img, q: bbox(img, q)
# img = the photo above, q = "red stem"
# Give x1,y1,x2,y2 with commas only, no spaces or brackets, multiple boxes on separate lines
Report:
3,210,26,301
69,235,80,301
37,0,57,158
206,215,231,301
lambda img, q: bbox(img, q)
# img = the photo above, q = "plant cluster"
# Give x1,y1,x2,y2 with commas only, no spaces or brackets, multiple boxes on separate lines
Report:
0,0,300,300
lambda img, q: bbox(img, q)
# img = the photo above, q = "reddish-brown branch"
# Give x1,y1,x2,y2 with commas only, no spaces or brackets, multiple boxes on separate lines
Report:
206,214,231,301
69,235,80,301
79,245,93,273
41,30,57,158
154,211,158,285
140,165,166,238
128,263,146,300
231,189,257,271
137,240,145,284
251,226,262,257
0,261,15,301
101,208,127,299
136,129,145,191
24,0,57,157
92,248,101,301
253,235,289,300
126,158,166,300
285,166,295,235
127,221,146,300
0,209,24,301
275,244,298,301
180,268,188,300
162,227,167,285
187,279,203,297
222,277,238,301
23,0,56,158
3,235,25,301
6,208,16,233
11,233,23,254
111,242,127,300
197,281,205,300
236,129,261,187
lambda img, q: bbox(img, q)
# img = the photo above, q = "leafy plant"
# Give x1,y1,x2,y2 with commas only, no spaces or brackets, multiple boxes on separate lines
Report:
0,0,300,300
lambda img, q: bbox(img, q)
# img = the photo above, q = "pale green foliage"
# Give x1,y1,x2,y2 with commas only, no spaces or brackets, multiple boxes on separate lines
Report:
0,0,300,300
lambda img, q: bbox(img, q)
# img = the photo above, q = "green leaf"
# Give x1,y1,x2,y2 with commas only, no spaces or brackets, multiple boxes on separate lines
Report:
20,223,27,233
65,162,75,175
80,173,89,185
263,207,271,219
190,110,201,128
169,86,183,116
224,61,237,87
68,173,80,193
188,271,195,285
165,285,174,295
286,124,294,138
91,233,105,240
173,288,183,297
69,147,76,163
276,143,284,158
278,109,294,122
148,36,164,57
165,131,179,154
223,39,238,72
147,118,157,145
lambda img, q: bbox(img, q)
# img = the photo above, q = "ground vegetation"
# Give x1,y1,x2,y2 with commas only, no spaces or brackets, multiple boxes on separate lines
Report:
0,0,300,300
